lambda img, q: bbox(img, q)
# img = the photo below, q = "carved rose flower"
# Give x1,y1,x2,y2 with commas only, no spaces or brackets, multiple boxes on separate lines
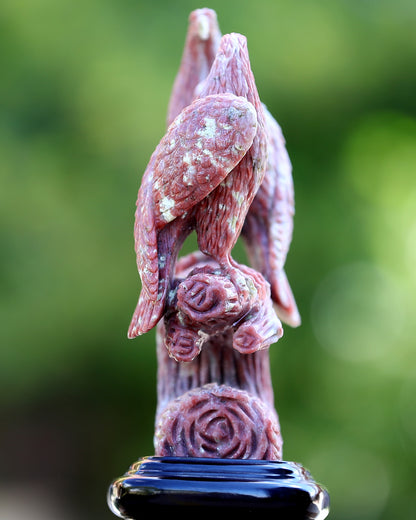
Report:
176,269,248,329
154,384,282,460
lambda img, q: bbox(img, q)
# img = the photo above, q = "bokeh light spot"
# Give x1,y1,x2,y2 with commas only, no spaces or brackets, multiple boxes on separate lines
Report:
404,206,416,284
399,372,416,450
343,112,416,210
309,441,390,520
311,262,405,362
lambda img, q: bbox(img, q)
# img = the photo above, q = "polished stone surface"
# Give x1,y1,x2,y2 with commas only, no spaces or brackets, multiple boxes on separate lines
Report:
108,456,329,519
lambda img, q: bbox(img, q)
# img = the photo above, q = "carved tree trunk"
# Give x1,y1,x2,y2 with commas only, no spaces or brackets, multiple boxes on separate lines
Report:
154,301,282,460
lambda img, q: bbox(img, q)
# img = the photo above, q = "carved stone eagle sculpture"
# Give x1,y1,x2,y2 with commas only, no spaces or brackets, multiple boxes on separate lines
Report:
128,33,268,339
128,21,299,343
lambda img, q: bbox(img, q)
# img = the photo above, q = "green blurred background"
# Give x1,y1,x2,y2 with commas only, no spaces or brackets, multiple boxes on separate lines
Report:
1,0,415,518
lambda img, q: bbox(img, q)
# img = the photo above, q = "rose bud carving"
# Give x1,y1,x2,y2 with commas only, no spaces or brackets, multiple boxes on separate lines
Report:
176,268,250,329
164,315,207,362
233,303,283,354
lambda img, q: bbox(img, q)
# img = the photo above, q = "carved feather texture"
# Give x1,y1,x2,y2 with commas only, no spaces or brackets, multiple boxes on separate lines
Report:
195,34,268,261
242,106,301,327
128,93,258,338
167,8,221,126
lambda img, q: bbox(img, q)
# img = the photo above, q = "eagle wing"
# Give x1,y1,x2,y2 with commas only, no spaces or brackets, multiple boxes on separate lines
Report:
167,8,221,126
243,106,301,327
128,93,258,337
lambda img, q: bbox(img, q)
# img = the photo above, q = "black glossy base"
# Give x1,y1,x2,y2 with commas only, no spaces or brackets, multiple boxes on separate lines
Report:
108,456,329,519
